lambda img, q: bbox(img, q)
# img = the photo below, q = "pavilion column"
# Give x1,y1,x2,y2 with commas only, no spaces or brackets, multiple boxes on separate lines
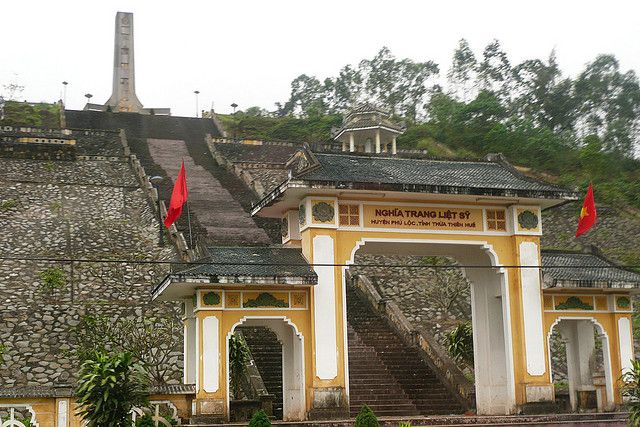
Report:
341,140,346,152
349,132,355,152
392,136,397,154
375,129,381,153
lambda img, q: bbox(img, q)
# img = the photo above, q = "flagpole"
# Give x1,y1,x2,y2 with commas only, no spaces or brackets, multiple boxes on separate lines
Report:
186,199,193,249
183,159,193,249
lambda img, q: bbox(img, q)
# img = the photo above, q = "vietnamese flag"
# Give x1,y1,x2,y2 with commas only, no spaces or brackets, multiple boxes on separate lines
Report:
164,161,188,228
575,183,597,237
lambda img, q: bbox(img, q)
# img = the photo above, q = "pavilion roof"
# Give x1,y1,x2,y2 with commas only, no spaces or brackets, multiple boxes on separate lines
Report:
152,246,317,299
542,249,640,289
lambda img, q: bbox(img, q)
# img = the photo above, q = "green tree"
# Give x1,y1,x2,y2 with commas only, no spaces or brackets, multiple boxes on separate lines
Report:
447,38,478,102
477,39,511,100
575,54,640,155
75,352,149,427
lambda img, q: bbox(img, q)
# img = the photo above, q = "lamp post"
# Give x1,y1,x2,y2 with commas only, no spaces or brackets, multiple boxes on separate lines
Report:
84,93,93,108
194,90,200,118
62,81,68,106
231,102,238,141
149,175,164,246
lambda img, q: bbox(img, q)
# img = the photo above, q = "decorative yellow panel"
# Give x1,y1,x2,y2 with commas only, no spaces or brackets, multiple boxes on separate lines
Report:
226,292,241,308
291,291,307,309
362,204,483,232
595,296,608,311
554,295,594,311
242,291,290,308
201,290,222,307
543,295,553,310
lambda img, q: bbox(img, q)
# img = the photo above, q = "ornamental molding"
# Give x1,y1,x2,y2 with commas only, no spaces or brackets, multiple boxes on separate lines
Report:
518,210,539,230
312,201,334,223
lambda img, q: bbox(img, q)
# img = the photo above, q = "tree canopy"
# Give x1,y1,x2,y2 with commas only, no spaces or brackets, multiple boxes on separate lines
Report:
228,42,640,209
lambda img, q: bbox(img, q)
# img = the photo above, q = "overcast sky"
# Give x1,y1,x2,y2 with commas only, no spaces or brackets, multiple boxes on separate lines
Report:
1,0,639,117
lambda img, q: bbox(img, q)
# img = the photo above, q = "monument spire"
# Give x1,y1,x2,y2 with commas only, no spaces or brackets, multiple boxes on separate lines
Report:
105,12,144,112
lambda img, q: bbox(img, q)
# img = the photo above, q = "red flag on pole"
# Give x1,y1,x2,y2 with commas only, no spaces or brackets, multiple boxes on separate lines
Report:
164,161,188,228
575,183,597,237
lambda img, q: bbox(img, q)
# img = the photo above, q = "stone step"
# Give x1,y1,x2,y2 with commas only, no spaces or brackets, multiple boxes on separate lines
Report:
347,286,464,417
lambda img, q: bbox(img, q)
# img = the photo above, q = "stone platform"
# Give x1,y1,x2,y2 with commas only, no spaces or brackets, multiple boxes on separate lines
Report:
183,412,627,426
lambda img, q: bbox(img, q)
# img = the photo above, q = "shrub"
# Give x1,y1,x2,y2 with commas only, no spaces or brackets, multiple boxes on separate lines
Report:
248,409,271,427
75,352,149,427
135,414,155,427
446,321,474,367
621,359,640,426
354,405,379,427
38,267,66,293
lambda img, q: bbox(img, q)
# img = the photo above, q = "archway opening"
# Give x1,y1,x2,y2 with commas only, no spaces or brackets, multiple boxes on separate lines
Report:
548,318,613,412
227,317,305,421
345,239,515,415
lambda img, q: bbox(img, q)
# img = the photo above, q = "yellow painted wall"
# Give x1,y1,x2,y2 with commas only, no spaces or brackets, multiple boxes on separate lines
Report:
300,224,549,407
194,297,314,413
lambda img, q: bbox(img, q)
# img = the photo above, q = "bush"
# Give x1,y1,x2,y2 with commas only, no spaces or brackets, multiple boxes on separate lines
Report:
135,414,155,427
248,409,271,427
621,359,640,426
75,352,149,427
446,321,474,367
354,405,379,427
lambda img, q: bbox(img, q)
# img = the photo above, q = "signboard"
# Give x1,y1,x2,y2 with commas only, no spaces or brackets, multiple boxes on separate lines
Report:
363,205,483,232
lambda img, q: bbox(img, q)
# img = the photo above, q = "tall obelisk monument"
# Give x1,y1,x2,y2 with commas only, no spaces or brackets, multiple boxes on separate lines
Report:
105,12,144,112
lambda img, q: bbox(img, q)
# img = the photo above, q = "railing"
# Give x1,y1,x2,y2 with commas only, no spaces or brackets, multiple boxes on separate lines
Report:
131,401,180,426
349,272,476,410
0,405,39,427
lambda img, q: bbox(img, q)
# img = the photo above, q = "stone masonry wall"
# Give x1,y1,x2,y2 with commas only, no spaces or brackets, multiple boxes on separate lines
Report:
0,130,183,391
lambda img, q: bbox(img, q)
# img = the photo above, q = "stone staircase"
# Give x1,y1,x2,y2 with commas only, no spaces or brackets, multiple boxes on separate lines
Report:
238,327,284,419
346,285,465,417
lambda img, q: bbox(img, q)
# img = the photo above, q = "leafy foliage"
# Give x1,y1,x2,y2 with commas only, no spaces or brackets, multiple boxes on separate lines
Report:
621,359,640,426
354,405,379,427
229,333,250,399
446,322,474,367
38,267,66,293
72,314,180,384
0,100,61,128
0,199,17,212
134,414,155,427
267,44,640,210
247,409,271,427
75,352,149,427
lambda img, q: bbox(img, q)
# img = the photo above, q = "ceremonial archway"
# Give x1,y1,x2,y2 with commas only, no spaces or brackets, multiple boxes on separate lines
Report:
226,316,306,421
344,237,516,414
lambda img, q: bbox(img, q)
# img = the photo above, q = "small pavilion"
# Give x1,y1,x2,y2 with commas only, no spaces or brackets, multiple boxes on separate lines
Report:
332,103,405,154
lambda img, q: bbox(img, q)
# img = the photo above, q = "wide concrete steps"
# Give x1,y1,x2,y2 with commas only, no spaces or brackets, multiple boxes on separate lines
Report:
184,412,628,426
347,286,464,418
147,138,270,246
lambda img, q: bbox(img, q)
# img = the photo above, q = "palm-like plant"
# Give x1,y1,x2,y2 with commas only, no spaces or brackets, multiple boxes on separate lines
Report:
75,352,149,427
622,359,640,426
445,321,474,367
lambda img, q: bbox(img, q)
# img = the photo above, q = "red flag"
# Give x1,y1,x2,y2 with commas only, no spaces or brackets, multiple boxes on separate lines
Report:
575,183,597,237
164,161,188,228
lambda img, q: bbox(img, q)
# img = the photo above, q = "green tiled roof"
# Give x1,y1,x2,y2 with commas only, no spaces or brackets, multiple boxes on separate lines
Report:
296,153,574,199
542,250,640,288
